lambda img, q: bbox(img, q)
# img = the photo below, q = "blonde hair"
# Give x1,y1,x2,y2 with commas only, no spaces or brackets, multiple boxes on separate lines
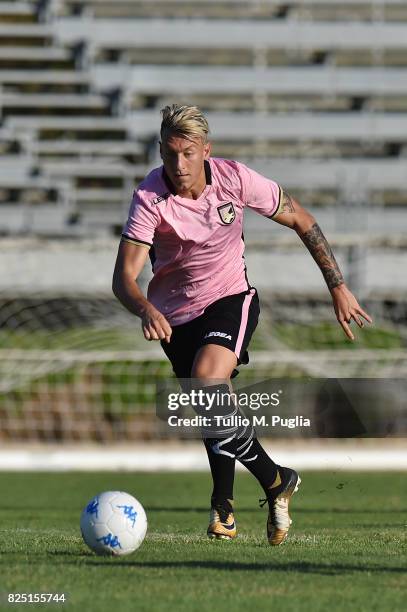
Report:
160,104,209,143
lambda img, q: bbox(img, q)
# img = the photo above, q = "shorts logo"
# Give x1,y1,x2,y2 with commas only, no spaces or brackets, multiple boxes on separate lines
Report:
204,331,232,341
217,202,236,225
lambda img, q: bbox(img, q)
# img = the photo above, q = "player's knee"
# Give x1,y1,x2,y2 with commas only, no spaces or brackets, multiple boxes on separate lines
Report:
191,362,215,380
191,358,232,380
191,344,237,380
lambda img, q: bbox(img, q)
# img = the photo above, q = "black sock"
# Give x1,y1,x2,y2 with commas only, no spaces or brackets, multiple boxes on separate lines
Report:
197,384,279,494
191,383,236,506
235,438,279,493
205,434,279,494
203,438,235,505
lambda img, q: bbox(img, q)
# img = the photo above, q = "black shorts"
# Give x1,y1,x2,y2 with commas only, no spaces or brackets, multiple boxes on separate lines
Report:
160,288,260,379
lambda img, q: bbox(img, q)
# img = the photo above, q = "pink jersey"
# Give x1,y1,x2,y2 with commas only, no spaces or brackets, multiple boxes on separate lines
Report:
122,157,282,326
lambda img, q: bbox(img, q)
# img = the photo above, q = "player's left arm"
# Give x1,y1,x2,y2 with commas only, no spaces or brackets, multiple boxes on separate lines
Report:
272,191,373,340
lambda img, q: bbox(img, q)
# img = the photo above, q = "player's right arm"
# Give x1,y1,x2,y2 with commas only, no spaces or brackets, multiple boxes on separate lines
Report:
112,240,172,343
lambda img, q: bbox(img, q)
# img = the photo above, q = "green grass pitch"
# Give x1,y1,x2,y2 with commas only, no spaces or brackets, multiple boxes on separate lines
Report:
0,471,405,612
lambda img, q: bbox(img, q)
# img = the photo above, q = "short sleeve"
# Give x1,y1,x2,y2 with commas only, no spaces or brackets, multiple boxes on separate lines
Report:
122,190,160,248
237,162,283,218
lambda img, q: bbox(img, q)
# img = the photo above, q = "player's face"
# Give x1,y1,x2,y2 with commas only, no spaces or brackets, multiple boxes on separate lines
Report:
160,133,211,197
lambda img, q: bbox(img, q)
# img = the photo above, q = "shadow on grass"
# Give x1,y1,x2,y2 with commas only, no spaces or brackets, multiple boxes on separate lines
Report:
93,560,407,575
140,506,406,515
0,556,404,576
0,550,90,558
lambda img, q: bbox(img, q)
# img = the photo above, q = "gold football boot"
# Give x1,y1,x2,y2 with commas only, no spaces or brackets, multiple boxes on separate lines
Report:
207,499,237,540
260,468,301,546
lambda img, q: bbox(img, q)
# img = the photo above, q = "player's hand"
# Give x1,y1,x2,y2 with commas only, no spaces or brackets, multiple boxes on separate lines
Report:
141,306,172,343
330,283,372,341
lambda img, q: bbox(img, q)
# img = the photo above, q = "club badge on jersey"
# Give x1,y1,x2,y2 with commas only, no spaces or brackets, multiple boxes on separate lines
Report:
217,202,236,224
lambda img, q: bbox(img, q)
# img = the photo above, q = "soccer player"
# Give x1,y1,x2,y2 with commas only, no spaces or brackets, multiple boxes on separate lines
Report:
112,104,372,545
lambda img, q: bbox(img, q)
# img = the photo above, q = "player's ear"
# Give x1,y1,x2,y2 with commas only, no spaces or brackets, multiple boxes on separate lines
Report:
159,141,163,159
203,140,211,159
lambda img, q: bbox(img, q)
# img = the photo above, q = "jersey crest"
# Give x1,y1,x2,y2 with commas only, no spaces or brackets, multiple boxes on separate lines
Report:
217,202,236,224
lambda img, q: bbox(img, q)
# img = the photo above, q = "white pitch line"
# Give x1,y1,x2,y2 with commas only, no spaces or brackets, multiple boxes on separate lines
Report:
0,446,406,471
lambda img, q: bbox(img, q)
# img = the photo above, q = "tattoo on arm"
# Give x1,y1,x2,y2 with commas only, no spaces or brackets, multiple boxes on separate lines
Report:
300,223,344,290
281,191,295,213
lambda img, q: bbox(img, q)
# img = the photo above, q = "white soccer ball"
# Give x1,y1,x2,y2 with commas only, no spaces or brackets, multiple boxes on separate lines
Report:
80,491,148,556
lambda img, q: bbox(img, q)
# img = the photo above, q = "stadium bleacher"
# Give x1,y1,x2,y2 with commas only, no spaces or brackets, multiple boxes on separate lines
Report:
0,0,406,235
0,69,90,92
0,1,37,22
1,0,407,459
49,0,407,22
